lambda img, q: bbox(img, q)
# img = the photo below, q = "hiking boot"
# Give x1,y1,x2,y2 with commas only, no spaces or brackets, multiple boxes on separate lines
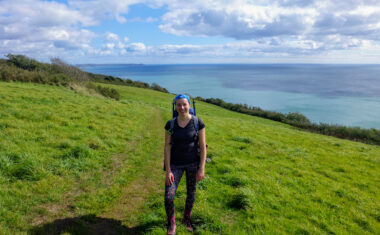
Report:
182,217,194,232
167,220,176,235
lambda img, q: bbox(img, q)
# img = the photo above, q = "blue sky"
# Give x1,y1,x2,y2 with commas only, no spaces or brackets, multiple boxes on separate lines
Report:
1,0,380,64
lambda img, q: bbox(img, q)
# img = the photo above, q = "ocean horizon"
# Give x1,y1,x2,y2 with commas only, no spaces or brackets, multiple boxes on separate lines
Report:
79,63,380,129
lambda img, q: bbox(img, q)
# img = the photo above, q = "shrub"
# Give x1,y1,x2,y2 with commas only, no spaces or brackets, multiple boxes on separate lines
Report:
97,86,120,100
87,73,168,93
0,65,13,81
6,54,39,70
50,58,89,84
86,83,121,100
286,112,311,125
151,82,169,93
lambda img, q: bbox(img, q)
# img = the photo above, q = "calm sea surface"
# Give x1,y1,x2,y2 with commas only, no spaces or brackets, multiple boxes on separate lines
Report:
79,64,380,129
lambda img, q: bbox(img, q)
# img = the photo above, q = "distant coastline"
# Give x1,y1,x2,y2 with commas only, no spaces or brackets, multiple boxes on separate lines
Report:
80,63,380,129
76,63,380,65
76,63,145,67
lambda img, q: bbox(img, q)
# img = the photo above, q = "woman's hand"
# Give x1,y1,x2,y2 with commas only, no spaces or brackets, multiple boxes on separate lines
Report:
166,171,174,185
196,168,205,182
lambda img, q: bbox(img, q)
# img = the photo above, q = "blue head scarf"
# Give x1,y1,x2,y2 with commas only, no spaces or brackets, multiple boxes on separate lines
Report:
173,94,191,105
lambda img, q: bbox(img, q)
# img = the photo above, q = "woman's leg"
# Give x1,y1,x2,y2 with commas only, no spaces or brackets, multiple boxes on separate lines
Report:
184,164,198,219
164,167,184,222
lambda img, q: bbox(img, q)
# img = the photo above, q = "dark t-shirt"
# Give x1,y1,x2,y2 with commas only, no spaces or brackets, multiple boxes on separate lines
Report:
165,116,205,166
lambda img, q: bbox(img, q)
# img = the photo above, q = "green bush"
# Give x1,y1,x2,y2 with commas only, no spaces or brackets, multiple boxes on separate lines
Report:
286,112,311,125
87,73,169,93
151,82,169,93
6,54,39,70
96,85,120,100
86,83,121,100
2,55,122,100
0,56,69,86
51,58,89,84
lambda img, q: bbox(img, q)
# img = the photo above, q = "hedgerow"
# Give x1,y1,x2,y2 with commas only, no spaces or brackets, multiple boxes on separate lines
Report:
1,54,121,100
195,96,380,145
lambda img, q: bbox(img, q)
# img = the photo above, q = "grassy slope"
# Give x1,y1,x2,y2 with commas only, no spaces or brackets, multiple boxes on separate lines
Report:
0,81,379,234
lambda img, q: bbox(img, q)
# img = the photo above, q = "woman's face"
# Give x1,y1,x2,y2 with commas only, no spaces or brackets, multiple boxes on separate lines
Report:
175,98,190,115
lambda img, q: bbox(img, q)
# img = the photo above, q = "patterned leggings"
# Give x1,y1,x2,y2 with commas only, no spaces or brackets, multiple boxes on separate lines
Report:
164,163,198,221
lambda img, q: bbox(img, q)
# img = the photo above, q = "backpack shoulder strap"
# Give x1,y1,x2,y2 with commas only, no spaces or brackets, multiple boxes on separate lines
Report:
169,117,176,135
169,117,176,145
193,116,199,135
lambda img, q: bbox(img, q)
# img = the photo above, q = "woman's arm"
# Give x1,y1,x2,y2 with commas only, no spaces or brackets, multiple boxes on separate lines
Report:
164,131,174,185
197,127,206,181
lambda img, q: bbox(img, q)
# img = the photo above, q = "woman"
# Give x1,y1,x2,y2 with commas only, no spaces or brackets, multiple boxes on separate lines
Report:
164,94,206,235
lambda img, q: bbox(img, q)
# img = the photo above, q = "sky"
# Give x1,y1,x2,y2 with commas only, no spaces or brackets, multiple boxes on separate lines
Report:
1,0,380,64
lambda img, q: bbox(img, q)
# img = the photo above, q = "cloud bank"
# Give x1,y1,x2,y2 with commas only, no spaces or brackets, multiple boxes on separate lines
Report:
1,0,380,63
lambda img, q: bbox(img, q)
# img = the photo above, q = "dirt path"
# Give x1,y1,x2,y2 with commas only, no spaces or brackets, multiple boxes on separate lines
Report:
100,154,164,227
30,108,165,234
98,107,165,232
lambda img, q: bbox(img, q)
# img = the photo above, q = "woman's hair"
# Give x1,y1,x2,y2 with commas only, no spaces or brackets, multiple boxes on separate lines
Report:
174,94,191,105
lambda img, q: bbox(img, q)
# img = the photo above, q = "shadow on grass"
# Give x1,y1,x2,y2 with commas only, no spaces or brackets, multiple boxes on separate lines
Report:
29,214,163,235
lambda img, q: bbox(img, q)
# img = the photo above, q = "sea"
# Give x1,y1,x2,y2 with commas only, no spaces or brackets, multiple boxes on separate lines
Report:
78,64,380,129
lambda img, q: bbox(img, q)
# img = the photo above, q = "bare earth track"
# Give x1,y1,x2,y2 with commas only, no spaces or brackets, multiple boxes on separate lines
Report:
30,107,165,234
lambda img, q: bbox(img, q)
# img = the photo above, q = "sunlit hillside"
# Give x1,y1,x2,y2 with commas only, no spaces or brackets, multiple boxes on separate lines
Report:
0,81,379,234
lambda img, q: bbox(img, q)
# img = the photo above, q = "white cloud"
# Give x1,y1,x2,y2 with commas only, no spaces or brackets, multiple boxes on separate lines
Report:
160,1,379,37
68,0,147,23
154,44,205,55
1,0,380,63
118,42,126,49
0,0,97,59
158,0,380,54
98,33,147,55
105,32,120,41
104,43,115,50
126,43,147,53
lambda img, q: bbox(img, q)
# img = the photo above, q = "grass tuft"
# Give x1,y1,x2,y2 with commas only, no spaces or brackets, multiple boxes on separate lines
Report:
223,175,248,187
227,188,252,210
62,145,93,159
231,136,252,144
0,153,44,181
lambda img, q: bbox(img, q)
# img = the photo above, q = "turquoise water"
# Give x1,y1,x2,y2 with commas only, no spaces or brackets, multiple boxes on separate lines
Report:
79,64,380,129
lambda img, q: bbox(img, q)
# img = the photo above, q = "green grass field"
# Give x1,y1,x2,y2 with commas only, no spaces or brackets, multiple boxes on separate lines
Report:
0,81,379,234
